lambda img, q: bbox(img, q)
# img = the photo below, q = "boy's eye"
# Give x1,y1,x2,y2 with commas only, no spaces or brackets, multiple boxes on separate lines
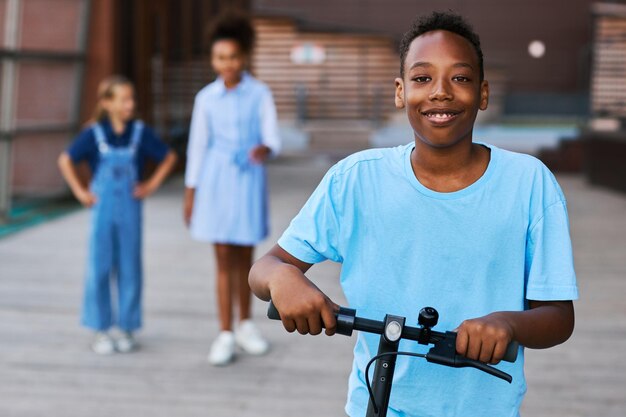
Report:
453,76,471,82
412,76,431,83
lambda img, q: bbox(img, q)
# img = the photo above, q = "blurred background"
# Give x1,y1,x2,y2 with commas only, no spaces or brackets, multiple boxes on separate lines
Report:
1,1,626,417
0,0,625,228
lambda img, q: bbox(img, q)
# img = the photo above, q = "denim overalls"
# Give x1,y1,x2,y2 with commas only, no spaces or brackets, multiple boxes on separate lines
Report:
81,121,144,332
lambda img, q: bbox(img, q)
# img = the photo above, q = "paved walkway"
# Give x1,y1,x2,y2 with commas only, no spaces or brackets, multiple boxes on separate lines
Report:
1,156,625,417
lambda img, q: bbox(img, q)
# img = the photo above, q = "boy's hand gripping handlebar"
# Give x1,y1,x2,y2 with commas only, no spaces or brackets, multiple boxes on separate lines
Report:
267,300,518,383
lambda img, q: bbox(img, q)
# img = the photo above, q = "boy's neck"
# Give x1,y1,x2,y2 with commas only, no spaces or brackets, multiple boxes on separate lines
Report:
410,140,490,193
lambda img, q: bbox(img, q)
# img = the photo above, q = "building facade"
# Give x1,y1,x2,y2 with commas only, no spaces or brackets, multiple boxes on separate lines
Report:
0,0,247,218
2,0,615,219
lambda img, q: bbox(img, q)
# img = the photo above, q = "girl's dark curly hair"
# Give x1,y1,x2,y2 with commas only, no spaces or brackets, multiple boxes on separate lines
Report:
399,11,484,81
205,10,256,55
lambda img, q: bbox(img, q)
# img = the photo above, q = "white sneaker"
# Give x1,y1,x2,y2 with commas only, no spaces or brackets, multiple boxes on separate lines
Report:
115,331,137,353
235,320,269,355
208,331,236,366
92,332,115,355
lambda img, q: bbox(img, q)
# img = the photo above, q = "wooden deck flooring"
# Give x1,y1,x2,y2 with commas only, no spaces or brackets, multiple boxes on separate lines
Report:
1,158,625,417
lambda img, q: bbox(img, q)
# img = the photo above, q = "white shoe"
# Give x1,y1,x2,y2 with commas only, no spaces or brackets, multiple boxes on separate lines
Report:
235,320,269,355
92,332,115,355
115,331,137,353
208,331,235,366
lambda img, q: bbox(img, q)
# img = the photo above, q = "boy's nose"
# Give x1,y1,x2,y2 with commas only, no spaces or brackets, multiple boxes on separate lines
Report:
428,80,453,101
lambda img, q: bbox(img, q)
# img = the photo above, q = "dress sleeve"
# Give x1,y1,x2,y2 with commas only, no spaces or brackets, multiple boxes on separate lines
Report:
185,93,211,188
525,199,578,301
277,166,342,264
259,89,281,157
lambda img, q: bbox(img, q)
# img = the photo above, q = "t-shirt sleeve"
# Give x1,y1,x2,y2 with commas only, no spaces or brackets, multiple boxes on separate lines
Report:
66,128,97,163
139,125,169,163
277,167,343,264
525,199,578,301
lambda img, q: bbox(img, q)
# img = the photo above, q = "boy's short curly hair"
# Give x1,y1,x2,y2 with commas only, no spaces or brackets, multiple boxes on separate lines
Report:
399,11,484,81
205,10,256,55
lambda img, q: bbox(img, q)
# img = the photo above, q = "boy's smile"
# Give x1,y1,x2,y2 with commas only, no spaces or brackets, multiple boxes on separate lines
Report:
395,30,489,149
421,107,463,126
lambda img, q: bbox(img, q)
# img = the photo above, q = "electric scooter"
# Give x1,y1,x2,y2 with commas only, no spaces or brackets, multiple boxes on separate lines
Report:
267,301,518,417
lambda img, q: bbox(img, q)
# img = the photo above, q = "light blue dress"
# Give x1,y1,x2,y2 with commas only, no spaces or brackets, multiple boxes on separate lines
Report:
185,73,281,245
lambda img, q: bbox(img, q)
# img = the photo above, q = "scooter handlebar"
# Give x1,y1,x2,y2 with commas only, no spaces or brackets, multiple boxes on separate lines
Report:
267,300,519,365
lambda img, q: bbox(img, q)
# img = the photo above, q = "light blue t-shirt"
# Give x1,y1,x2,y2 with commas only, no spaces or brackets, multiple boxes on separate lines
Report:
278,142,578,417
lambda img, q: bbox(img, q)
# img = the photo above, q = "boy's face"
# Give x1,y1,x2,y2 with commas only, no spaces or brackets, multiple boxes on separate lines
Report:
395,30,489,149
211,39,246,85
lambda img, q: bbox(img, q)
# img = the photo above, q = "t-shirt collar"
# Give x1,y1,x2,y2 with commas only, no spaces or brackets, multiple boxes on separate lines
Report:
403,141,499,200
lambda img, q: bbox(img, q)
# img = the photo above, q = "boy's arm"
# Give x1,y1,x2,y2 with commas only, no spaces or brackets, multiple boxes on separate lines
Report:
249,244,339,336
57,152,96,207
134,150,177,199
455,300,575,364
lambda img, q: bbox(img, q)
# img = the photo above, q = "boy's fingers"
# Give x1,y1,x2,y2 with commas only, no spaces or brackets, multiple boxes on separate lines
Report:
282,318,296,333
490,341,507,364
479,339,496,363
295,318,309,335
455,330,469,357
308,315,323,335
466,338,482,361
321,303,338,336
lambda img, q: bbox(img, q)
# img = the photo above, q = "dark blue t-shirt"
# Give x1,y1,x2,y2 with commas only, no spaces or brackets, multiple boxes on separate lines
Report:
66,118,169,180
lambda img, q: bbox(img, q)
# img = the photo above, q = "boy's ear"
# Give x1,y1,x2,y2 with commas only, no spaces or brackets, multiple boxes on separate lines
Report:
479,80,489,111
395,78,405,109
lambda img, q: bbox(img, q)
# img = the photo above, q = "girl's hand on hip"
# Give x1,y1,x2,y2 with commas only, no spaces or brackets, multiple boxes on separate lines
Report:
455,312,515,364
76,188,97,207
133,181,157,199
249,145,271,164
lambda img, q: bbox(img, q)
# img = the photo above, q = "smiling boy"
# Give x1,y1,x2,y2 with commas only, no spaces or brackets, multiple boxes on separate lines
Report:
249,11,577,417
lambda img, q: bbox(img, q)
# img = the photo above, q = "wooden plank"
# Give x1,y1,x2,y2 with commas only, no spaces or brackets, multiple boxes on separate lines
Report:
252,16,398,121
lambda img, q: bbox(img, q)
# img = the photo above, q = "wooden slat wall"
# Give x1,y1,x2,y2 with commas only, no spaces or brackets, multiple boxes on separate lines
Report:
252,17,399,121
591,16,626,118
151,15,400,127
151,58,213,135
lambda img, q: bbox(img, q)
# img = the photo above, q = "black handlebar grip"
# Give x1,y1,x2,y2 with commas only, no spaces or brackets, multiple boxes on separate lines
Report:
503,340,519,363
266,300,355,336
267,300,281,320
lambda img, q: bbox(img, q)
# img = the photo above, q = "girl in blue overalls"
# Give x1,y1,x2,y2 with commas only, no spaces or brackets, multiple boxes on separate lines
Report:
58,75,177,354
183,12,281,366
